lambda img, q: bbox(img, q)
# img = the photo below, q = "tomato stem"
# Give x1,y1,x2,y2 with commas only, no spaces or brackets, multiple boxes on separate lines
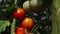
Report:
31,23,39,32
11,18,16,34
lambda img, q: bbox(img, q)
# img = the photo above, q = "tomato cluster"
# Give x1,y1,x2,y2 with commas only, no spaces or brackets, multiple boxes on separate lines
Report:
13,8,34,34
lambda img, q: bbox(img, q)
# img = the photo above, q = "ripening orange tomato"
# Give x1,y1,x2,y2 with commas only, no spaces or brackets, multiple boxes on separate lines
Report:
21,18,34,30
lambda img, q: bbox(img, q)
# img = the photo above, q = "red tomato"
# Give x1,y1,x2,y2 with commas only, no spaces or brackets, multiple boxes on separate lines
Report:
16,27,25,34
21,18,34,30
16,27,30,34
13,8,26,21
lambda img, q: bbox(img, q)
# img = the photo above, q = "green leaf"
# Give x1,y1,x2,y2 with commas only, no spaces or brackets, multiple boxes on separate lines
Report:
0,20,10,32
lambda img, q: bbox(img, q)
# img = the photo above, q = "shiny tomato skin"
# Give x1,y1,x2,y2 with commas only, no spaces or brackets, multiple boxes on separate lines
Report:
16,27,25,34
21,18,34,30
13,8,26,21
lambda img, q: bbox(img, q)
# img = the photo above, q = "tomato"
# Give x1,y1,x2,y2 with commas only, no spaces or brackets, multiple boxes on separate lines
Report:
16,27,30,34
21,18,34,30
16,27,25,34
13,8,26,21
23,1,30,11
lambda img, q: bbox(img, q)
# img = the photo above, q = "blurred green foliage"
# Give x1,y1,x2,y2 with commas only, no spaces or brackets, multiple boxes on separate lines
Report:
0,20,10,33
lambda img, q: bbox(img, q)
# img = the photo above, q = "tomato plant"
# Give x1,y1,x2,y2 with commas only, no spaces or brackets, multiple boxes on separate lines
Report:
21,18,34,30
13,8,26,21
